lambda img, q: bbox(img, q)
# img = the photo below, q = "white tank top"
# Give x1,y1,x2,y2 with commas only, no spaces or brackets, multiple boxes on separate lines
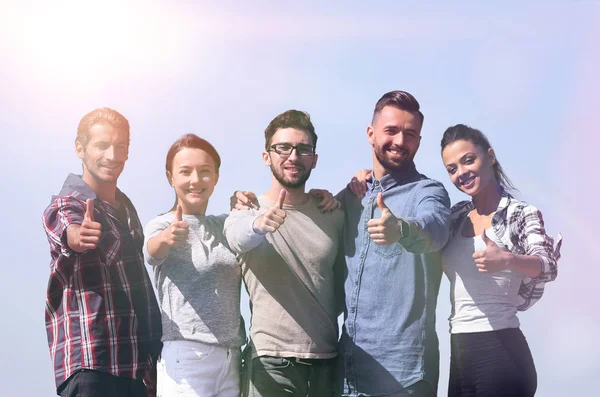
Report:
441,217,523,334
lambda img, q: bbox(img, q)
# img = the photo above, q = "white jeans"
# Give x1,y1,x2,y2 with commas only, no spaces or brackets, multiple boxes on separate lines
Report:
157,340,240,397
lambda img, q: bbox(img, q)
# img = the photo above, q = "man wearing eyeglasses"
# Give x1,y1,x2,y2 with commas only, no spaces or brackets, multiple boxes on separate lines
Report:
224,110,345,397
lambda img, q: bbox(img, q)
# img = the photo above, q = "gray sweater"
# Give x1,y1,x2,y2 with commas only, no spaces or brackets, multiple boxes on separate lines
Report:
224,196,344,359
144,212,245,348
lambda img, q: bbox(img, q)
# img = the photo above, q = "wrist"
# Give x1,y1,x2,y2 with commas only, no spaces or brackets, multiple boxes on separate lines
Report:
159,229,173,248
252,216,267,235
397,219,410,241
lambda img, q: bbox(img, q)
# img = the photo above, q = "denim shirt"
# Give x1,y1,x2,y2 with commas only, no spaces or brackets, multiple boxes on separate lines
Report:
336,164,451,396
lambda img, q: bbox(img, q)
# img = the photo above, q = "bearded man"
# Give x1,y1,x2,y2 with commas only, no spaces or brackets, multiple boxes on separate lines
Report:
335,91,452,397
224,110,345,397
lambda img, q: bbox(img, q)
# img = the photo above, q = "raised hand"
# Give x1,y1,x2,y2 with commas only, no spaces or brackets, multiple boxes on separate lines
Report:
367,193,403,245
163,205,189,247
253,189,287,234
67,199,103,253
230,190,259,211
308,189,341,212
473,229,513,273
348,169,372,198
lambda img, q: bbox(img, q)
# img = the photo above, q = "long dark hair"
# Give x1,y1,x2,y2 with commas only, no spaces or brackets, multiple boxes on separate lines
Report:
165,134,221,211
441,124,516,192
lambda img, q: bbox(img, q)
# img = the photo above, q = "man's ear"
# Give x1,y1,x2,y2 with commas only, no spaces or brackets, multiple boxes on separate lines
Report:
214,172,220,186
366,126,375,146
75,140,85,160
262,151,271,166
311,153,318,169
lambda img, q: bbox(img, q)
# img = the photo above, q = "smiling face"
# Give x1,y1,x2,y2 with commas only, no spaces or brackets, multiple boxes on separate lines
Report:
441,139,498,197
76,122,129,189
263,127,318,189
367,105,422,177
167,147,219,215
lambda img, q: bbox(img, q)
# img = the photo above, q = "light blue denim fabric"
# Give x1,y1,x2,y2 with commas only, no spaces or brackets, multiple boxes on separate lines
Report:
336,164,451,396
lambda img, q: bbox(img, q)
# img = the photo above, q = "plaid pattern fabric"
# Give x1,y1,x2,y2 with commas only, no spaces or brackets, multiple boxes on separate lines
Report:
43,174,162,392
450,190,561,311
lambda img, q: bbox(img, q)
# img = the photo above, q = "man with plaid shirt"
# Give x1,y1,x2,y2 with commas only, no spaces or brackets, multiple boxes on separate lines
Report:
42,108,162,397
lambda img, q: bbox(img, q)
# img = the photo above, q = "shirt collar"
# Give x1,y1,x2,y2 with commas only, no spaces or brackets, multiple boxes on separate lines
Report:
57,173,126,204
58,173,97,199
495,189,513,212
368,162,420,192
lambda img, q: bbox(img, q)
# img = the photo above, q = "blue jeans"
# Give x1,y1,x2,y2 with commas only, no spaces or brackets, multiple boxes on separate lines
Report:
449,328,537,397
242,348,335,397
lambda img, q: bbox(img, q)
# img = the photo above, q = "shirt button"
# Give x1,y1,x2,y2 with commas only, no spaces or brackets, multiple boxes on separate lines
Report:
350,307,355,313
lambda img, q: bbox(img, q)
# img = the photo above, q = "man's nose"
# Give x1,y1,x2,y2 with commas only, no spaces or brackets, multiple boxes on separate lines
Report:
105,146,116,160
287,147,301,161
393,132,405,147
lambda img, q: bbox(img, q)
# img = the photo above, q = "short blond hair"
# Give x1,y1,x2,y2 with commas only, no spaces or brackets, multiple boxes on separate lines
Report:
76,107,130,146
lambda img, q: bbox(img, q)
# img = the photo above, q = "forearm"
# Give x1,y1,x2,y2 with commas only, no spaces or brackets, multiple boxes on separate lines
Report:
399,215,450,254
507,254,542,278
224,213,266,254
147,232,170,261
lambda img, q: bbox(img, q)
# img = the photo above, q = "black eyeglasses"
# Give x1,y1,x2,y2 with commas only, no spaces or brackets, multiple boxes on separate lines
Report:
268,143,315,158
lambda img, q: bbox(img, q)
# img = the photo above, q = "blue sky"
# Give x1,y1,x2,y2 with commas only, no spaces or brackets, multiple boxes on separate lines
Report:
1,1,598,395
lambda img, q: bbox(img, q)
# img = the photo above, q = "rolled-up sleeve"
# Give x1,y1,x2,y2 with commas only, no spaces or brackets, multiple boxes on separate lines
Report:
43,197,85,259
517,205,561,311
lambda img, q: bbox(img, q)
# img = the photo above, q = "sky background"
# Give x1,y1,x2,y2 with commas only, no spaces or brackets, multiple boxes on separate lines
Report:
1,1,598,395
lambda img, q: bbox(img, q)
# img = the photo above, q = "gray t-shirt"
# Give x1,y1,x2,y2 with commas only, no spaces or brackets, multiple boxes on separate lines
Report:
144,212,245,347
442,222,523,334
224,195,344,359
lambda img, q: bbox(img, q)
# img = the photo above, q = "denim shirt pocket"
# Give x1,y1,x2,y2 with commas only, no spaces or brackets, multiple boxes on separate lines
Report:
374,242,404,258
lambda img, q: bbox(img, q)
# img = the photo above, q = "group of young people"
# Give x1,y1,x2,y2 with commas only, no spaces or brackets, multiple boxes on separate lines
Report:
42,90,561,397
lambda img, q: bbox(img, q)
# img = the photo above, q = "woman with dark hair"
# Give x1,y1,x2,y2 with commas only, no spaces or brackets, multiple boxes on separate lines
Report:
348,124,561,396
143,134,246,397
440,124,560,397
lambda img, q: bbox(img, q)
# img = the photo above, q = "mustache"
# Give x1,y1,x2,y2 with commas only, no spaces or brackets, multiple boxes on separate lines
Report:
99,161,123,167
384,144,408,154
283,163,305,169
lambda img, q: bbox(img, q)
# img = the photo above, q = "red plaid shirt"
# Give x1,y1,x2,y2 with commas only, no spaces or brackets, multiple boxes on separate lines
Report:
43,174,162,392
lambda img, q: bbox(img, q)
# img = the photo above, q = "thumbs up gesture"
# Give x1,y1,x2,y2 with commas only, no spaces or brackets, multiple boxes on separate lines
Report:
67,199,103,253
163,205,189,248
252,189,287,234
367,193,404,245
473,229,513,273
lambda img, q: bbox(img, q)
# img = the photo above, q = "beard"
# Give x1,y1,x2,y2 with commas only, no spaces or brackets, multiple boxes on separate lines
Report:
270,163,313,189
373,142,415,173
82,154,125,185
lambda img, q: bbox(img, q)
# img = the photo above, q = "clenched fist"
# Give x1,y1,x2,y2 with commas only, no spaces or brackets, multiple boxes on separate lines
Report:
253,189,287,234
67,199,102,253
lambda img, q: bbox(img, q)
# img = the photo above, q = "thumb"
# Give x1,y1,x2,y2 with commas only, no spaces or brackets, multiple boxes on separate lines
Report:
276,189,287,209
481,229,493,245
376,192,388,213
175,205,183,222
84,199,94,222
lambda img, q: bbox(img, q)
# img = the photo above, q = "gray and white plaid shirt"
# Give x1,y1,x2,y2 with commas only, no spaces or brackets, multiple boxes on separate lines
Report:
450,190,562,311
